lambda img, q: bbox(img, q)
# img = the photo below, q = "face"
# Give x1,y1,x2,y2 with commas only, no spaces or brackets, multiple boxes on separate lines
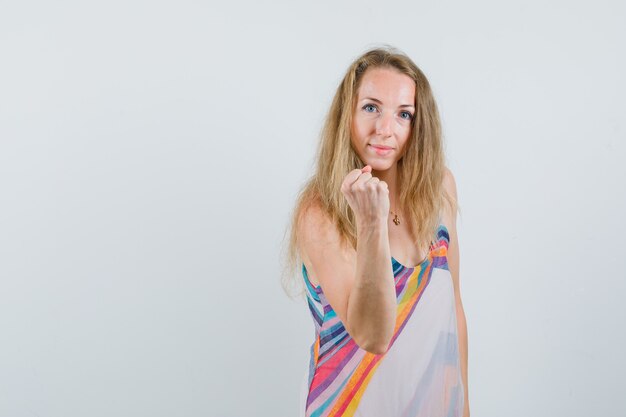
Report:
350,67,416,172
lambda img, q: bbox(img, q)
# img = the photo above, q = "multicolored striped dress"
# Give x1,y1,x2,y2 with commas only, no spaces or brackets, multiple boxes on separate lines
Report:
299,224,464,417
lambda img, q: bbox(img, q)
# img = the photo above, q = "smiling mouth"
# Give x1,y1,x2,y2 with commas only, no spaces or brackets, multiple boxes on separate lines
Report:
369,145,393,150
369,144,394,155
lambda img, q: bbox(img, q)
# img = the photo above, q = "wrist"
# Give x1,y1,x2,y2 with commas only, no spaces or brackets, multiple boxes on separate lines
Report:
356,217,388,236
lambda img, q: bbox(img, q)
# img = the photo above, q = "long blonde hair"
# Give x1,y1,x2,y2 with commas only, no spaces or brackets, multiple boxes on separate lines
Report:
280,45,457,298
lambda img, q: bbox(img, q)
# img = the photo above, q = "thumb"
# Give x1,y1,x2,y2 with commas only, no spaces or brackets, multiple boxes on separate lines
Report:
362,165,372,173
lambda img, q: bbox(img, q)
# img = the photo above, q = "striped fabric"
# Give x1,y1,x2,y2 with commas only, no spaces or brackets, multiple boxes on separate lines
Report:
299,224,464,417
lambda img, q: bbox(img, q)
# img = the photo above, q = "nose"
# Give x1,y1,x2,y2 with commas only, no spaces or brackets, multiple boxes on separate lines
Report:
375,111,393,137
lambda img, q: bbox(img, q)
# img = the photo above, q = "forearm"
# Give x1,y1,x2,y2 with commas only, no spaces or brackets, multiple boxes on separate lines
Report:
347,220,396,354
457,304,470,416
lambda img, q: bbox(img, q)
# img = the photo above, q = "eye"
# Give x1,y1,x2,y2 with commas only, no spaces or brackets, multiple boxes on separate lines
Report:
362,104,378,113
400,111,414,120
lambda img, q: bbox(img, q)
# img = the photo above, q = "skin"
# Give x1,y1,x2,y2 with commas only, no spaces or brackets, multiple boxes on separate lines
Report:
350,67,427,267
350,67,414,221
352,67,470,416
442,170,471,417
299,66,470,416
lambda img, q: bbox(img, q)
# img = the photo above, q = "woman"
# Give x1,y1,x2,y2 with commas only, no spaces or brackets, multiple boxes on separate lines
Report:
282,46,470,417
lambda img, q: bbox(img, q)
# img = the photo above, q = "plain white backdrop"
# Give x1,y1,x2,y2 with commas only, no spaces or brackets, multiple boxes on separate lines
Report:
1,1,625,416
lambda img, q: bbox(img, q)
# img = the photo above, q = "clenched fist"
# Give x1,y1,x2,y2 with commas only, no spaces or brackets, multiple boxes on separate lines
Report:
340,165,390,226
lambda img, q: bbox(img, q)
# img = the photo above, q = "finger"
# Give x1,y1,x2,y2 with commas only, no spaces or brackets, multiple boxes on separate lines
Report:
353,171,373,188
366,177,384,193
342,168,365,192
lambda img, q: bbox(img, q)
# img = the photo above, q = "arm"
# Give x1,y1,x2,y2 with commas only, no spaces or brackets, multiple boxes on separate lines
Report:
442,168,470,417
298,202,396,355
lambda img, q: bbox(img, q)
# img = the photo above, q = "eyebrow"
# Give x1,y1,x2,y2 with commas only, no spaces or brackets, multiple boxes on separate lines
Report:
361,97,415,108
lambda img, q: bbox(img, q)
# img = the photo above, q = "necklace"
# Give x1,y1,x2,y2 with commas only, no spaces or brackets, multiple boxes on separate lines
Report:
390,209,400,226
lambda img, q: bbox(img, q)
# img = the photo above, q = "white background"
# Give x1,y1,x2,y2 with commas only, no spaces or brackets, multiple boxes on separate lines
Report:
1,1,625,416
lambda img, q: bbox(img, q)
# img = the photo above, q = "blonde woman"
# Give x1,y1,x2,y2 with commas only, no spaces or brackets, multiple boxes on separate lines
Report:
282,46,470,417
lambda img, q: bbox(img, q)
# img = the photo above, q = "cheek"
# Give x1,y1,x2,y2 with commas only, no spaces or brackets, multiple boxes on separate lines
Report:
352,118,368,141
357,117,376,137
397,124,412,141
395,121,412,133
350,123,361,149
398,129,412,149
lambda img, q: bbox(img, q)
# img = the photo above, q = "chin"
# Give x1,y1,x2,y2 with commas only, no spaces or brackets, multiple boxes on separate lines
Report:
368,160,395,172
357,150,396,171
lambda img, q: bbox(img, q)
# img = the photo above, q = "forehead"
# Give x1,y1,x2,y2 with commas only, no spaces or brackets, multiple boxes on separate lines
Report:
357,67,415,104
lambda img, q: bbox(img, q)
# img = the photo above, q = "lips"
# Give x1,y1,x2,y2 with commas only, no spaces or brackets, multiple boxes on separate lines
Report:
369,144,394,156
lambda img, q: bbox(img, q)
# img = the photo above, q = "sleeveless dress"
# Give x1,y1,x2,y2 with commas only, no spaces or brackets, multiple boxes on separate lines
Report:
299,224,464,417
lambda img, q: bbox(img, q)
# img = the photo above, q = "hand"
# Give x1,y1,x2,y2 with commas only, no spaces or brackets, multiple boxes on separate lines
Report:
340,165,389,226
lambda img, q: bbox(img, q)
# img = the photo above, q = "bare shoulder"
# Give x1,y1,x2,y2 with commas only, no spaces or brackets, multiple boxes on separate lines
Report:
297,200,355,287
298,200,333,235
443,167,456,197
297,200,343,262
442,167,458,204
441,167,463,299
441,167,458,229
